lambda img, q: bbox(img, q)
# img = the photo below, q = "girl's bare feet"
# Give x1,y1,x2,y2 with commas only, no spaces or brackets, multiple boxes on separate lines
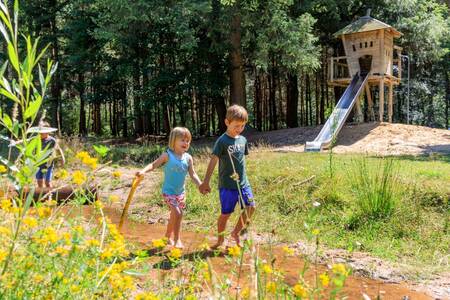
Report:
231,231,241,247
174,240,184,249
166,238,175,246
210,237,225,250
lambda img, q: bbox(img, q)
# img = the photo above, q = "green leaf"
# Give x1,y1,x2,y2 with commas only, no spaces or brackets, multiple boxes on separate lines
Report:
1,113,13,129
0,87,19,102
93,144,109,158
0,21,9,43
7,42,19,72
0,61,8,79
24,95,42,120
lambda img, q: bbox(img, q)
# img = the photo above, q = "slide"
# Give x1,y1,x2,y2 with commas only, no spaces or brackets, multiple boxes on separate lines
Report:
305,72,369,152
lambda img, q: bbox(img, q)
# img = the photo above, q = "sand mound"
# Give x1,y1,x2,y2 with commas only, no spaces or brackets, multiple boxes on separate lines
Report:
246,122,450,156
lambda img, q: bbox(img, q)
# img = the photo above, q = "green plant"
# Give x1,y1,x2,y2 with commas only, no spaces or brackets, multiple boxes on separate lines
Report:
349,157,399,223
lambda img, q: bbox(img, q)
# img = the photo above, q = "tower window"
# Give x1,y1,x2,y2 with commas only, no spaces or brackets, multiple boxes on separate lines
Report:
352,45,356,51
360,42,362,48
365,42,368,48
370,41,373,47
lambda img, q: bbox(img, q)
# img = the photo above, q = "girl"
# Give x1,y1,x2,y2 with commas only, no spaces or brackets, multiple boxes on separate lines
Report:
137,127,201,248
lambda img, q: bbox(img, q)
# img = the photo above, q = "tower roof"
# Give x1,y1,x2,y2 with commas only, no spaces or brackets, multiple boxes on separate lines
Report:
334,15,402,38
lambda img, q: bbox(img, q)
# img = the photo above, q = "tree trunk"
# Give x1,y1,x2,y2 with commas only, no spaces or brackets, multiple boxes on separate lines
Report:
78,73,87,136
445,70,449,129
286,73,299,128
133,63,143,136
229,1,246,107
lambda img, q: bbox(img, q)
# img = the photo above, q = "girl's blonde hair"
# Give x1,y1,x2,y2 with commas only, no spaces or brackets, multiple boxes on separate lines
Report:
168,127,192,150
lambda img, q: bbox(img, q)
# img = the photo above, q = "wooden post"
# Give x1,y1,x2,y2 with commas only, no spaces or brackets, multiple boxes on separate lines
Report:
330,57,334,81
355,87,363,123
388,81,393,122
379,79,384,122
365,84,375,121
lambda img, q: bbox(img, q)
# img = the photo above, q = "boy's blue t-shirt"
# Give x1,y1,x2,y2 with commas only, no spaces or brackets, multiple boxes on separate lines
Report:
212,133,249,189
162,149,190,195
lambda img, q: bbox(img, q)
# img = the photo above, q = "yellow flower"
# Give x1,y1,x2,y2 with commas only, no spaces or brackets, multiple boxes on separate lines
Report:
82,156,97,170
185,295,197,300
76,151,90,160
54,246,69,256
56,271,64,279
72,170,87,185
73,225,84,234
55,169,68,179
227,245,241,257
70,284,80,293
94,200,104,209
169,248,182,259
282,245,295,256
112,170,121,178
293,283,308,298
152,238,167,249
109,195,120,203
172,286,180,294
33,274,44,284
23,217,38,229
100,248,113,260
199,242,210,251
37,206,51,218
0,226,12,236
266,281,277,293
332,263,348,276
1,199,12,211
312,229,320,235
85,239,100,247
319,273,330,287
0,250,8,262
240,287,250,299
0,165,7,173
135,292,159,300
262,264,273,274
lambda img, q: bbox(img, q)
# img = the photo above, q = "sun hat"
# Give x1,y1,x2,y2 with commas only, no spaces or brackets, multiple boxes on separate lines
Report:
27,123,58,134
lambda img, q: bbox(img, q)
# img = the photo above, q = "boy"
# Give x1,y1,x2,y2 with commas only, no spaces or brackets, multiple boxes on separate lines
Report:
34,121,65,188
200,105,255,248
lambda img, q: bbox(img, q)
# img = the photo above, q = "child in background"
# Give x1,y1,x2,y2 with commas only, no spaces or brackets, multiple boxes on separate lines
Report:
137,127,202,248
200,105,255,248
35,121,65,188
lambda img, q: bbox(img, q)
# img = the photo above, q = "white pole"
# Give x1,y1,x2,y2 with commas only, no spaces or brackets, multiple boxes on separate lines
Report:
401,54,410,124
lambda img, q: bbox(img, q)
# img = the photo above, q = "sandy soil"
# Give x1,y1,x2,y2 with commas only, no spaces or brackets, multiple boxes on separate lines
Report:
245,122,450,156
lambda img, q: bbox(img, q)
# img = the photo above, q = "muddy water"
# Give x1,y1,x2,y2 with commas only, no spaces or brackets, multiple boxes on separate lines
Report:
71,206,432,299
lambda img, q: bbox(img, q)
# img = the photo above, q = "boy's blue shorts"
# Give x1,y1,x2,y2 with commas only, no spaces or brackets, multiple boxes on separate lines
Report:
36,166,53,182
219,186,255,214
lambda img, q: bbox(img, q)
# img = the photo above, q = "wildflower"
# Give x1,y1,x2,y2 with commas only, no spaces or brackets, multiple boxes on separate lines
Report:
1,199,12,211
332,263,348,276
112,170,121,178
293,283,308,298
70,284,80,293
152,238,167,249
72,170,86,185
56,271,63,279
76,151,90,160
33,274,44,284
199,242,210,251
313,201,321,207
0,165,7,173
169,248,182,259
0,250,8,262
0,226,12,236
227,245,241,257
262,264,273,274
282,245,295,256
55,169,68,179
109,195,120,203
37,206,51,218
319,273,330,287
23,217,38,229
135,292,159,300
312,228,320,236
240,287,250,299
172,286,180,294
73,225,84,234
266,281,277,293
85,239,100,247
100,248,113,260
94,200,104,209
46,200,57,207
83,156,98,170
54,246,69,256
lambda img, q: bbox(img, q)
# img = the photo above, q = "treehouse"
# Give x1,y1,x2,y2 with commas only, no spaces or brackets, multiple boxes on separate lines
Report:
329,11,403,122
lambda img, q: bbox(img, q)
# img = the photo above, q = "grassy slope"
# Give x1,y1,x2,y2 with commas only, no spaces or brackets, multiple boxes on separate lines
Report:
138,150,449,273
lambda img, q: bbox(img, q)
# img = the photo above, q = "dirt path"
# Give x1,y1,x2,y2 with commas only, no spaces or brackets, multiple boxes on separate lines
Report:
69,205,437,299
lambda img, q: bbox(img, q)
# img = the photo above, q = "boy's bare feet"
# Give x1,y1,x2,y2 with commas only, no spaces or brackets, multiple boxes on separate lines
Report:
210,237,225,250
231,231,241,247
174,240,184,249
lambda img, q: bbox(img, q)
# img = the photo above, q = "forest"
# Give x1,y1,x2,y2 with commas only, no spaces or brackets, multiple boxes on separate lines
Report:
1,0,449,137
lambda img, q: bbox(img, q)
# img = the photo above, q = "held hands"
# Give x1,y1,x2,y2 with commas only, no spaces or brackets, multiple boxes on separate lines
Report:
199,182,211,195
135,170,145,178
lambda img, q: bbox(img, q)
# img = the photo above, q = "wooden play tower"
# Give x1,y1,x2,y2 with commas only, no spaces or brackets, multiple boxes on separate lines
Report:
328,10,403,122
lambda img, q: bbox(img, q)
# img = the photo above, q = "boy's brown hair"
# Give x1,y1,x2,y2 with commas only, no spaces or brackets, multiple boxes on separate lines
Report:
168,127,192,151
226,105,248,122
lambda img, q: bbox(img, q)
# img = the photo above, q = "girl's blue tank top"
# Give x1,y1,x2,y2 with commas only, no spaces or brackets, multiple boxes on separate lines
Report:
162,149,190,195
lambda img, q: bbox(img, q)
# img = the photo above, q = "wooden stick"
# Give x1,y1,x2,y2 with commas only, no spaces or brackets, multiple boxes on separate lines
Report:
118,176,142,230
